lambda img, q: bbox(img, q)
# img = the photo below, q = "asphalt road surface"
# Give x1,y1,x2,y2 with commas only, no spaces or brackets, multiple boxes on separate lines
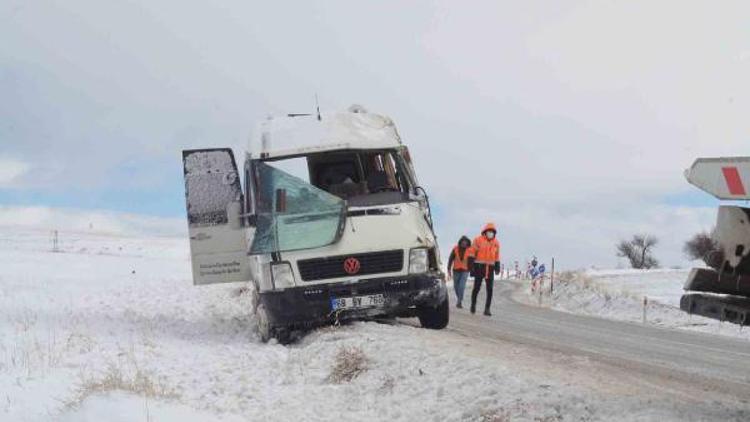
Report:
445,280,750,409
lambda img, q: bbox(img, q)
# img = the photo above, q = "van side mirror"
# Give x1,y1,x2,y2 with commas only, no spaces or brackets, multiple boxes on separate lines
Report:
275,189,287,213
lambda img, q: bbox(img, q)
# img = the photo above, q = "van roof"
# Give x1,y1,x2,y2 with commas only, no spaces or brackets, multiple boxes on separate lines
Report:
248,106,403,159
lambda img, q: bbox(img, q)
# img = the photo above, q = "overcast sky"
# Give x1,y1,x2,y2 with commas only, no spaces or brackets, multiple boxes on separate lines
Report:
2,1,749,268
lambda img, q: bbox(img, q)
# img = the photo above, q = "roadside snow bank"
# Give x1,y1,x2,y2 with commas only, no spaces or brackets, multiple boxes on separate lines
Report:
523,269,750,339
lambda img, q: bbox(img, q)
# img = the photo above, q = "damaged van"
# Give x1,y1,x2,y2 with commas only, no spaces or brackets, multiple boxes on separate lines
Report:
182,105,448,342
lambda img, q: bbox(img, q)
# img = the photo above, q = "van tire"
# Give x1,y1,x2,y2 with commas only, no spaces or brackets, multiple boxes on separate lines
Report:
274,328,292,345
418,296,449,329
256,304,271,343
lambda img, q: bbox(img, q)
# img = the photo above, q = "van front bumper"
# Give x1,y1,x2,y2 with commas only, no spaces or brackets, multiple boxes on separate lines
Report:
259,272,447,329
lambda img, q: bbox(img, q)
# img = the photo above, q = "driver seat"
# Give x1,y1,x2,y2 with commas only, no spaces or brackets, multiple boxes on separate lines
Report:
367,171,392,193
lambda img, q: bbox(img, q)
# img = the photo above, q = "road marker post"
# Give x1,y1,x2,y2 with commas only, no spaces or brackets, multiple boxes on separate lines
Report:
538,277,543,306
550,258,555,295
51,230,60,253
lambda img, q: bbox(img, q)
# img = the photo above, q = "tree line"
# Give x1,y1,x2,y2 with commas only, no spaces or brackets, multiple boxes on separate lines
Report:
614,231,720,270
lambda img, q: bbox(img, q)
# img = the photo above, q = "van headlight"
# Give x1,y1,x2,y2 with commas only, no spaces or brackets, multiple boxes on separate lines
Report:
271,262,295,289
409,248,429,274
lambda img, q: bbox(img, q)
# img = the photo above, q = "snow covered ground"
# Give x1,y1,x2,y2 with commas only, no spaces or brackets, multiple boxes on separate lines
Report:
3,224,749,421
523,268,750,339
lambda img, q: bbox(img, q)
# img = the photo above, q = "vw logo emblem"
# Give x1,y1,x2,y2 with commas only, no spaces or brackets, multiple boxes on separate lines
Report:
343,257,361,275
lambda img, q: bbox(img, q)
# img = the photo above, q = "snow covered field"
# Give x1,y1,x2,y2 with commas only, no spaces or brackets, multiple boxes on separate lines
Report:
526,269,750,339
583,269,689,307
4,225,694,422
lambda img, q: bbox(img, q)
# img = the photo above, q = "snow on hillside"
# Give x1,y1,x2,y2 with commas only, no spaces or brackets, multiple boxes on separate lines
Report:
524,269,750,339
2,226,672,422
0,206,186,237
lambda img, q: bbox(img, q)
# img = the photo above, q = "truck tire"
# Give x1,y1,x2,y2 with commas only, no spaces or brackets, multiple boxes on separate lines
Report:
418,296,449,329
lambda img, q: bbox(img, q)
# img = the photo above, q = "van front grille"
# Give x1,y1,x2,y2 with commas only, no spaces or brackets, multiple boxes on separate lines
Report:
297,250,404,281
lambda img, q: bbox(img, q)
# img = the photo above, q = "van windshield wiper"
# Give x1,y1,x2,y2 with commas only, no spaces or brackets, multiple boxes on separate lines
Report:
347,208,402,217
279,211,341,224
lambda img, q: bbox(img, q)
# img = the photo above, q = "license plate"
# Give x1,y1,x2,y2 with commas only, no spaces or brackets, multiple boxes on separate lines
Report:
331,294,386,310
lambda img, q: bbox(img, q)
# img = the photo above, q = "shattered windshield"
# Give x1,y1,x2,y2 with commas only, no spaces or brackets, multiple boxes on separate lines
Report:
249,161,346,254
259,149,416,208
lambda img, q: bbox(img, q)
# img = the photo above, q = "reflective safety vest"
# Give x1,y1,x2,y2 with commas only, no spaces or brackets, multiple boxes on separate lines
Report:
452,246,470,271
472,235,500,265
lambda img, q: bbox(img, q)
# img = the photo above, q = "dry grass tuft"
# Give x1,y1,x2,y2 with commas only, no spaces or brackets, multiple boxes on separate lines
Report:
478,402,565,422
328,346,369,383
479,408,511,422
65,362,179,409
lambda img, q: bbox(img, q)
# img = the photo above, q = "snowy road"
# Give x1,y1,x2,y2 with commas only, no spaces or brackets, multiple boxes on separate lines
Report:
445,281,750,407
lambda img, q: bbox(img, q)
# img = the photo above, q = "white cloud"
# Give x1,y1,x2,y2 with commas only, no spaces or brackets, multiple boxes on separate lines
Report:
0,157,29,187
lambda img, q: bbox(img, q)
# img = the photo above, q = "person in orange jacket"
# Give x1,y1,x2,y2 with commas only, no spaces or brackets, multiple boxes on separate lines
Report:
447,236,472,309
468,222,501,316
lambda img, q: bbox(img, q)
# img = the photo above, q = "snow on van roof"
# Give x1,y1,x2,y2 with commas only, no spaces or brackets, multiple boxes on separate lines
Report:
249,105,403,158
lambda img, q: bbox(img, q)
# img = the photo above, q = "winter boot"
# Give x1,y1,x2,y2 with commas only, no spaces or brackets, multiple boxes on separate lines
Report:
484,307,492,316
456,302,463,309
470,302,476,314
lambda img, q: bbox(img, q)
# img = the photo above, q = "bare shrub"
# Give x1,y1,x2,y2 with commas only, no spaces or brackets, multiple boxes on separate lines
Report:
328,346,369,383
683,231,723,269
616,235,659,269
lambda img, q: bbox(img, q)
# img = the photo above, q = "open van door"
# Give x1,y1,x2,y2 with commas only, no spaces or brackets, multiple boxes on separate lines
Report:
183,148,251,285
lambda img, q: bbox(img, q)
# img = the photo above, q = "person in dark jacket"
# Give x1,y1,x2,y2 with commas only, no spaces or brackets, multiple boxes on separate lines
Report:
468,223,501,316
447,236,472,308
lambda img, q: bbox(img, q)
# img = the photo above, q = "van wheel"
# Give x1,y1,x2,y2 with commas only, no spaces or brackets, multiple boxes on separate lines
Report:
418,296,449,329
256,304,271,342
274,328,292,345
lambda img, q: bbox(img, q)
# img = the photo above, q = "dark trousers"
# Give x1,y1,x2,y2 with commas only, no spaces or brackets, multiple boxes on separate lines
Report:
471,276,493,310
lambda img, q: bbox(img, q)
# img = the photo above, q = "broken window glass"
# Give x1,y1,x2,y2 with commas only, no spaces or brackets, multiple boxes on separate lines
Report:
249,161,346,254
